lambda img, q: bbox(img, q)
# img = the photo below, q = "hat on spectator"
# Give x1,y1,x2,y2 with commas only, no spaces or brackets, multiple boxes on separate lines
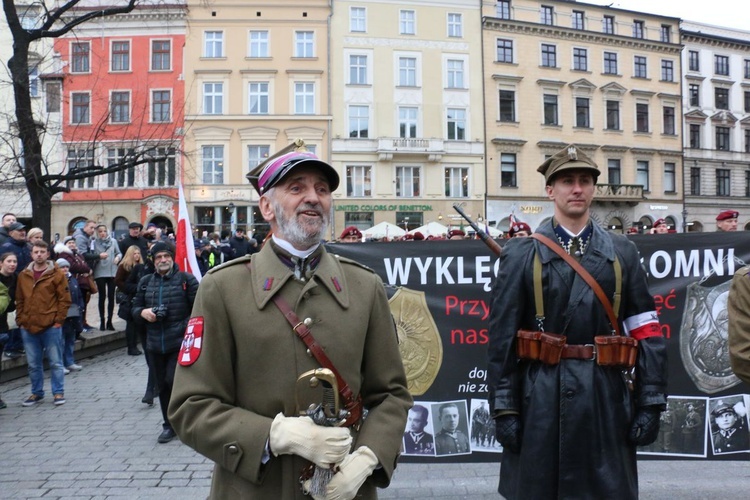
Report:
716,210,739,221
246,139,339,195
537,144,600,184
7,221,25,232
448,229,465,238
146,223,158,229
627,227,639,235
63,236,75,244
151,241,175,258
402,233,414,241
653,218,667,228
412,231,425,241
129,221,143,230
339,226,362,240
508,222,531,237
55,258,70,268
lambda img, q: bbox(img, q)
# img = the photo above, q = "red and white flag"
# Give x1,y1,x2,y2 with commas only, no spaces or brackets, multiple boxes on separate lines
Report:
175,183,202,283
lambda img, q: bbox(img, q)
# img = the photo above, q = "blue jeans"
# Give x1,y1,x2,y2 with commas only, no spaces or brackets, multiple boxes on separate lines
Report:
4,328,23,353
61,318,80,367
21,326,64,397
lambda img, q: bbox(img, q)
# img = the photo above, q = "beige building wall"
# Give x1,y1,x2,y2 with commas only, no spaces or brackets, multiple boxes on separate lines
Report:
330,0,485,236
483,0,683,233
183,0,331,238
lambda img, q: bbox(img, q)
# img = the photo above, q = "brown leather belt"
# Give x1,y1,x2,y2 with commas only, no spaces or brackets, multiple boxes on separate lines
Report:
561,344,595,360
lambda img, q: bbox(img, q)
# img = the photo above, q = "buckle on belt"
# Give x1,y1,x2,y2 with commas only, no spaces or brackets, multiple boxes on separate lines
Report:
584,344,596,361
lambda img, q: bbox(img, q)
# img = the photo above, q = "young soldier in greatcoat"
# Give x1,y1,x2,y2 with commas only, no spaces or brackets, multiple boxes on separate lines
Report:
169,143,412,499
487,145,668,499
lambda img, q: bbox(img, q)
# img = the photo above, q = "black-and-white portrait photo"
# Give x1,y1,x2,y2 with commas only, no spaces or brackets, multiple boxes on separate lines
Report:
402,403,435,456
431,400,471,456
709,395,750,455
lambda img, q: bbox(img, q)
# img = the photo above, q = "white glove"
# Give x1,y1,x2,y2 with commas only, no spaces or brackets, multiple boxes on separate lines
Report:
325,446,379,500
269,413,352,468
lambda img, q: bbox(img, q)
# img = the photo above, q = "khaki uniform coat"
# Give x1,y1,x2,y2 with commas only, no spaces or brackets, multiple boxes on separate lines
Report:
728,266,750,385
169,243,412,499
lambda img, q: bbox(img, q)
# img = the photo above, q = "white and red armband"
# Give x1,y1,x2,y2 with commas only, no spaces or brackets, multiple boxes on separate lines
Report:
622,311,662,341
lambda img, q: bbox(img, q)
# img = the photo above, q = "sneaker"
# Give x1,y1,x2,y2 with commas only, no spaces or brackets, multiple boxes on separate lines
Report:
53,394,66,406
22,394,43,407
63,367,70,375
67,364,83,371
3,351,22,359
157,427,177,443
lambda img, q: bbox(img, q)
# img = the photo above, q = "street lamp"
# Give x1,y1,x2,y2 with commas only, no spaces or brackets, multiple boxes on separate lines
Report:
228,202,236,233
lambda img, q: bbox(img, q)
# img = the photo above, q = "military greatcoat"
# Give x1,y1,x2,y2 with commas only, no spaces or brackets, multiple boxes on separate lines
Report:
169,242,412,499
487,221,668,500
728,266,750,385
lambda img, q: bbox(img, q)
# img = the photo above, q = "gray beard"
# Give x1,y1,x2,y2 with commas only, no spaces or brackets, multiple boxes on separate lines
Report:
273,201,329,248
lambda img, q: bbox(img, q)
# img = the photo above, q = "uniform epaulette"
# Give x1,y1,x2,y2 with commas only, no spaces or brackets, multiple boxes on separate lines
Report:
330,253,376,274
206,254,253,275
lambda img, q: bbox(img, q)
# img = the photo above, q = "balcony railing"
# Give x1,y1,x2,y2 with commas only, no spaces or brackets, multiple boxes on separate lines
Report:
595,184,645,203
377,138,445,162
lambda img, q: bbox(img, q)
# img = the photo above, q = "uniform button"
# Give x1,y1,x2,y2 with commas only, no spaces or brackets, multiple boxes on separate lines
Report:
228,445,238,454
306,349,313,358
565,390,575,399
303,318,313,326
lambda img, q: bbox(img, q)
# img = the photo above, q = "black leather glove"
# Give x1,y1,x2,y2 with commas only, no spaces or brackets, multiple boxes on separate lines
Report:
628,408,661,446
495,415,522,453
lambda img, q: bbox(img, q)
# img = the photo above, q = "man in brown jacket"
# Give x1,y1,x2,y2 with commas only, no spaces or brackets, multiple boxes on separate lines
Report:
16,240,71,407
728,266,750,385
170,144,412,499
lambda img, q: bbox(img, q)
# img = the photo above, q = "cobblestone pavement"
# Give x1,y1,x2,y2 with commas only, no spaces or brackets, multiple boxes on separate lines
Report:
1,349,749,499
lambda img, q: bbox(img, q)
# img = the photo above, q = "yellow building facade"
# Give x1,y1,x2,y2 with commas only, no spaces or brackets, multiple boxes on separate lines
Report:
183,0,331,239
330,0,485,235
483,0,683,233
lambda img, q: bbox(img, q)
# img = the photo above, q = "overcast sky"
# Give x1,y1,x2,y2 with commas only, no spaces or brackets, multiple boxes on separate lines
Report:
585,0,748,31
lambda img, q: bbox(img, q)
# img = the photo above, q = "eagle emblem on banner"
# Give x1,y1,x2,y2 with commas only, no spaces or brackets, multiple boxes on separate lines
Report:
388,287,443,396
679,279,740,394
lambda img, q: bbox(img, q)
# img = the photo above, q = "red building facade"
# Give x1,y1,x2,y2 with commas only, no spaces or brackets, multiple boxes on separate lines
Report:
52,4,186,238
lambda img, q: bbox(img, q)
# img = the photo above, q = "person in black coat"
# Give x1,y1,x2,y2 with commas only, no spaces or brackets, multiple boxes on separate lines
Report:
228,229,254,260
487,145,667,499
132,242,198,443
118,222,149,256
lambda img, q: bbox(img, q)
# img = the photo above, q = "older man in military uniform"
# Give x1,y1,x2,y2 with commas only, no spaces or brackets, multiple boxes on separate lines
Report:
169,142,412,499
716,210,739,232
487,144,668,499
728,266,750,385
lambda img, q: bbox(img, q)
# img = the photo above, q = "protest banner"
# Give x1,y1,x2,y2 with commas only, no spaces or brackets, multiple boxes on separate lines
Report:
328,231,750,461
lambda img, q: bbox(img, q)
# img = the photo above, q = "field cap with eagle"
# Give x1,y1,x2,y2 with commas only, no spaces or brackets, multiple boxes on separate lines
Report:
537,144,600,185
246,139,339,195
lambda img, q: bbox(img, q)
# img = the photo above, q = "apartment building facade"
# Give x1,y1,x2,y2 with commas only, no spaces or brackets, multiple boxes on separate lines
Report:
52,3,186,238
330,0,485,234
483,0,683,233
681,22,750,232
182,0,331,239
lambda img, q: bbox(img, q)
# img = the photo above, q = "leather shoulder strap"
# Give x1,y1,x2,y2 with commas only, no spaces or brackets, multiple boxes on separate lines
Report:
531,233,621,336
271,294,358,408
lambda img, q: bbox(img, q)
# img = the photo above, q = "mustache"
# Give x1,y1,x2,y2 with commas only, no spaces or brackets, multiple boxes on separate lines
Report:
295,203,323,216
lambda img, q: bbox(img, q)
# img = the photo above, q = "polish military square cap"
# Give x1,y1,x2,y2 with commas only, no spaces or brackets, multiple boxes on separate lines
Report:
537,144,600,184
246,139,339,195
